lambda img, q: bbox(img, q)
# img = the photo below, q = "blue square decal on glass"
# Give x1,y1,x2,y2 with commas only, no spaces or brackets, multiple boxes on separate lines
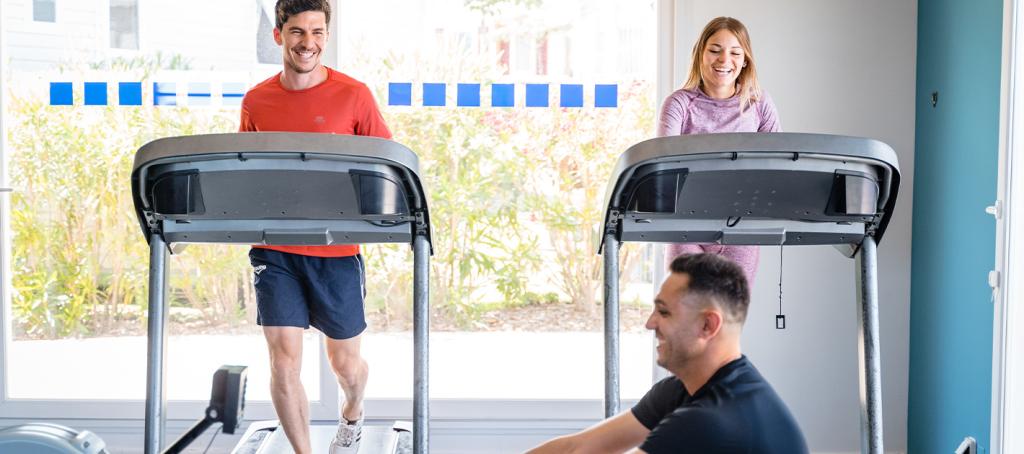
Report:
526,84,549,107
154,82,176,106
423,83,446,107
84,82,108,106
389,82,412,106
595,84,618,108
119,82,143,106
222,82,246,106
560,84,583,108
49,82,73,106
457,83,481,107
491,84,514,107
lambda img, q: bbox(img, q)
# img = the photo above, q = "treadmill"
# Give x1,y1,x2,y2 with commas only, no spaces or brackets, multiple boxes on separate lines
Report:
131,132,433,454
599,132,900,454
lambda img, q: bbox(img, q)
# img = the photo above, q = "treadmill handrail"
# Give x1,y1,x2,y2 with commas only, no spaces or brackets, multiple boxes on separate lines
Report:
132,132,419,173
134,133,424,211
599,132,901,252
131,132,432,251
134,151,424,213
603,132,899,210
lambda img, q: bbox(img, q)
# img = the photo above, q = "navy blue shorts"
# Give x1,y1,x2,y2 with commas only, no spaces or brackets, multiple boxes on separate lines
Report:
249,248,367,340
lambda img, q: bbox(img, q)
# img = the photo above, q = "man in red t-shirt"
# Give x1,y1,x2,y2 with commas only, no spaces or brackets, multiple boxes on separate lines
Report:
239,1,390,453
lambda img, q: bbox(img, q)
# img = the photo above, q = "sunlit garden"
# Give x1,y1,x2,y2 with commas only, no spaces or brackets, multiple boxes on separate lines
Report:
9,6,656,340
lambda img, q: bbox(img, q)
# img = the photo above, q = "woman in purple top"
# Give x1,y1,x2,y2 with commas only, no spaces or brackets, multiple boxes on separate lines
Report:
660,16,781,284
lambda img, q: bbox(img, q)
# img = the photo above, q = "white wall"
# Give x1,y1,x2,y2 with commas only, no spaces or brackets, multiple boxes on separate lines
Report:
671,0,917,451
4,0,107,69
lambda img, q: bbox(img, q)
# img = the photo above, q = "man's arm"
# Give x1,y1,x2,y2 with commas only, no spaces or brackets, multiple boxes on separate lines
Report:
525,410,650,454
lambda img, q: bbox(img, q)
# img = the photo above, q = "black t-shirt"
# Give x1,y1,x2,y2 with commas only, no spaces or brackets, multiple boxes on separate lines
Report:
631,356,808,454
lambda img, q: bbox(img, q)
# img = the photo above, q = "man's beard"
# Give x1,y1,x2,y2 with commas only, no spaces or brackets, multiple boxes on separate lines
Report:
286,48,320,74
286,59,318,74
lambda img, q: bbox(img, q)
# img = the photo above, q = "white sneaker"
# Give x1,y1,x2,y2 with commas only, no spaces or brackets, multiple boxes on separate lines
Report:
329,414,363,454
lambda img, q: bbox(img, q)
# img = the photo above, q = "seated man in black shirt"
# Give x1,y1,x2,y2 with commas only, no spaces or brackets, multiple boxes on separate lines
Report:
526,253,808,454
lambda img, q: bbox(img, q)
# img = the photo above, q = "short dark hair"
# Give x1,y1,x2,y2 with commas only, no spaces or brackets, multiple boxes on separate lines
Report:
275,0,331,30
669,253,750,323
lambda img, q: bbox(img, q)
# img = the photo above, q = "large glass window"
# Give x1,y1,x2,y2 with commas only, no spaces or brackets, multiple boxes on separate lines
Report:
1,0,658,418
3,0,315,411
339,0,657,401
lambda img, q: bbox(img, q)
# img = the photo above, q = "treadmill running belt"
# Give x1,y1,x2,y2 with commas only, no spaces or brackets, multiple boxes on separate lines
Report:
232,422,411,454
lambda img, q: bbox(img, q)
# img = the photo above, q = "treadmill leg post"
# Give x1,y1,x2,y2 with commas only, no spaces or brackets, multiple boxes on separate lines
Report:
855,237,883,454
413,235,430,454
603,234,620,418
144,235,169,454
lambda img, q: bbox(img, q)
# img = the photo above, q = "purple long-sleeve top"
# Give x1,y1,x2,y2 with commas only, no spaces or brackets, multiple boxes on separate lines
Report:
659,87,781,285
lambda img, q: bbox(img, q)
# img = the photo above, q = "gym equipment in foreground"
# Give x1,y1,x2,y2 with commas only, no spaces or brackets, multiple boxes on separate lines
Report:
0,365,247,454
132,132,432,453
599,132,899,454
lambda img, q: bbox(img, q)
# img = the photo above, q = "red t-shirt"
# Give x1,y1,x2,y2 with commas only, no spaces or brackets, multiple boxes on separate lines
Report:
239,67,392,257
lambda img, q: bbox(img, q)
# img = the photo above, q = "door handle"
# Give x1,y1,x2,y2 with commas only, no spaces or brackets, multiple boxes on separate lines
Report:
986,200,1002,219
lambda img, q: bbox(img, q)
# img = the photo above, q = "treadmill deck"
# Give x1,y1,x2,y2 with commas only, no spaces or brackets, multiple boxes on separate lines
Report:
232,420,412,454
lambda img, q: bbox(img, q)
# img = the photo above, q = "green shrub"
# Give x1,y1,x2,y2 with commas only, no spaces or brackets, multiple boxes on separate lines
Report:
8,47,653,338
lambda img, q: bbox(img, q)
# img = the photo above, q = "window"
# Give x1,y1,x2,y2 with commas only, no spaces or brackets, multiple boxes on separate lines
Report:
994,0,1024,449
1,0,658,422
337,0,657,403
2,0,319,419
32,0,55,23
109,0,139,50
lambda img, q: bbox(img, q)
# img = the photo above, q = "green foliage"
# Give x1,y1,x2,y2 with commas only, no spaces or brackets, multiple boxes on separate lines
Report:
8,39,654,338
7,60,241,339
356,37,655,326
362,103,546,326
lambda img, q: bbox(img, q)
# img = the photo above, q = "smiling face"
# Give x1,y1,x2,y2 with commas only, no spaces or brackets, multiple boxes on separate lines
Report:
273,10,328,76
698,28,746,99
646,273,708,372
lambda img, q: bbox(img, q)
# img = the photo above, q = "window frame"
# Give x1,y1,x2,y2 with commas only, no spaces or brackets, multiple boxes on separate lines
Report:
993,0,1024,451
0,0,12,420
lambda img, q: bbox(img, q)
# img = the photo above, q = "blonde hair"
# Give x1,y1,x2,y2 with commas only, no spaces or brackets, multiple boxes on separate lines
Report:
684,17,762,113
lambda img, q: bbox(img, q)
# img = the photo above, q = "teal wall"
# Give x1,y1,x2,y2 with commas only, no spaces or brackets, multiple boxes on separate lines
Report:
909,0,1002,452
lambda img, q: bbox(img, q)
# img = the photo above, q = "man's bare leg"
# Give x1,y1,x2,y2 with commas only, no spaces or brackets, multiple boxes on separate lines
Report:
264,326,311,454
325,334,368,421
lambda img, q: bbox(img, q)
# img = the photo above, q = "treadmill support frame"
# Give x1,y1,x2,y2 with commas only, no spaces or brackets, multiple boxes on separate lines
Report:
413,234,430,454
143,232,433,454
603,233,620,418
856,236,884,453
601,235,886,453
145,235,169,454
